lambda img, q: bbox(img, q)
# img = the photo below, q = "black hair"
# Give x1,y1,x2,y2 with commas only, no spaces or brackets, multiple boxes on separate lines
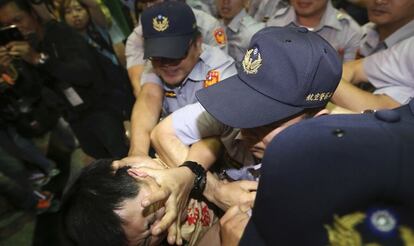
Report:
60,159,141,246
0,0,32,13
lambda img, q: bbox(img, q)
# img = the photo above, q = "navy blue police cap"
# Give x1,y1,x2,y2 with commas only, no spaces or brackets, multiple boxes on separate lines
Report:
141,1,197,59
196,26,342,128
241,100,414,245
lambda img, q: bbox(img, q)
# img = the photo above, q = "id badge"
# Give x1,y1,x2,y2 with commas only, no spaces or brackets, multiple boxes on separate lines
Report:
63,87,84,106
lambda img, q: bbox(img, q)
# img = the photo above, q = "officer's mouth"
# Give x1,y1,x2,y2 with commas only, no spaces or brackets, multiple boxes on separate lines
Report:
160,68,179,76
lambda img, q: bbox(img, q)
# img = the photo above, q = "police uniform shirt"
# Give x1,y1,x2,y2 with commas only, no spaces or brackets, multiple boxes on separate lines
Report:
171,102,255,166
359,19,414,57
253,0,287,23
141,45,236,115
266,1,362,62
363,35,414,105
224,9,265,62
125,8,227,68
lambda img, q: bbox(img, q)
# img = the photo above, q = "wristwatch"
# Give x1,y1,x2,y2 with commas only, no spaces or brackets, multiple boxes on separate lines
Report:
179,161,206,200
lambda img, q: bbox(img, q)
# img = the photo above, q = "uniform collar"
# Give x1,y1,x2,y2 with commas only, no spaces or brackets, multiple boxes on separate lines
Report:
361,19,414,55
361,22,380,51
186,44,216,82
227,9,248,33
384,19,414,48
318,1,343,31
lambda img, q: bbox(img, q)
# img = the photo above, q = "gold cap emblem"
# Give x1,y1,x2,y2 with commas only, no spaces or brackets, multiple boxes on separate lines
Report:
153,15,169,32
242,48,262,75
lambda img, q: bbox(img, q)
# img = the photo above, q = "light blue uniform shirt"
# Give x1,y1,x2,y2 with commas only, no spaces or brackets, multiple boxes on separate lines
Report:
141,45,236,116
266,1,362,62
224,10,265,62
364,36,414,105
359,19,414,57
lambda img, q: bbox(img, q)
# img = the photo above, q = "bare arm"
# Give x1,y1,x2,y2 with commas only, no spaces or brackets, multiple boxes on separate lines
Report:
341,59,368,84
332,80,401,112
332,59,400,111
128,83,163,156
151,115,221,169
127,64,144,97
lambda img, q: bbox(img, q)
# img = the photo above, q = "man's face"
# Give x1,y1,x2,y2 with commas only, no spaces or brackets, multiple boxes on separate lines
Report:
366,0,414,27
151,37,202,86
64,0,90,32
240,113,306,159
115,173,166,246
0,2,41,39
290,0,328,18
217,0,246,24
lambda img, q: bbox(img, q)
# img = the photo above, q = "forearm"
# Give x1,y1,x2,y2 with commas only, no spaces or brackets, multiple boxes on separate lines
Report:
129,84,163,156
342,59,367,85
127,65,144,97
332,80,401,112
185,138,222,170
203,171,221,206
151,116,189,167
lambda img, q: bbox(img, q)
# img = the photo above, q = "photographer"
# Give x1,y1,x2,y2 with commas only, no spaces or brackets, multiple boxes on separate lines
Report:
0,0,129,159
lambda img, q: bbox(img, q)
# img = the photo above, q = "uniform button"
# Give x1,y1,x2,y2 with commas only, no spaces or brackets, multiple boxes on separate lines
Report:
374,110,400,123
297,27,308,33
332,128,345,138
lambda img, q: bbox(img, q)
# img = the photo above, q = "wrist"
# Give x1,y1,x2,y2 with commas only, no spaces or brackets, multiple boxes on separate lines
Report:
179,161,206,200
203,172,220,203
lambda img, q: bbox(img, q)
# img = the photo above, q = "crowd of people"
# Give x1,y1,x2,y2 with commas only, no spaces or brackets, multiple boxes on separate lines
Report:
0,0,413,245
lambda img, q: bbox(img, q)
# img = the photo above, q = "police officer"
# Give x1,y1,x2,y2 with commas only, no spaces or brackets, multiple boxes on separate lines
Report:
358,0,414,57
229,100,414,245
128,1,236,157
125,0,227,96
332,35,414,112
216,0,264,62
266,0,362,62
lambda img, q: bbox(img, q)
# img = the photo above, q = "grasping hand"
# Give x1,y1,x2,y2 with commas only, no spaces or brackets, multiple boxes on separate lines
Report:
214,180,257,211
220,203,251,246
128,166,194,245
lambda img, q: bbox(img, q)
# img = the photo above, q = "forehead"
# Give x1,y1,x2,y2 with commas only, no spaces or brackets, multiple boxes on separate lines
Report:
116,186,152,244
66,0,82,7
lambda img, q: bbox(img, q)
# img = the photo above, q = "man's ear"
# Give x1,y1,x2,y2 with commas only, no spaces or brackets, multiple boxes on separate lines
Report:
196,35,203,49
313,109,330,118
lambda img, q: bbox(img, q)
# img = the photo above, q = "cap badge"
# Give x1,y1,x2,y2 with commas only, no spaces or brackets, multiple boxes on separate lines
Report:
153,15,169,32
369,209,397,233
325,212,366,245
242,47,262,75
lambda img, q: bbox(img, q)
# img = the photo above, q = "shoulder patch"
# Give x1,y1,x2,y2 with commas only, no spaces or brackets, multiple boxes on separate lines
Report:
204,70,220,88
213,27,227,46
